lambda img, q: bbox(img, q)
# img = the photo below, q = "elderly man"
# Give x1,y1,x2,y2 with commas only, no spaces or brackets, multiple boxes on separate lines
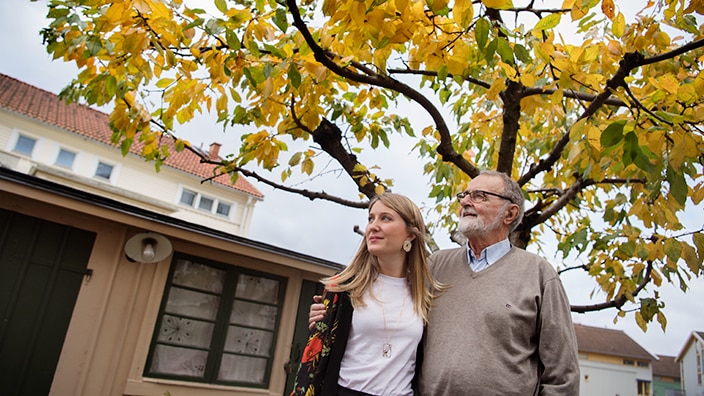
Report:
417,170,579,395
309,171,580,395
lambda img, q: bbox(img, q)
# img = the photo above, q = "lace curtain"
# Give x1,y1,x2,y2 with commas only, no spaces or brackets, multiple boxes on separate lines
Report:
148,258,281,385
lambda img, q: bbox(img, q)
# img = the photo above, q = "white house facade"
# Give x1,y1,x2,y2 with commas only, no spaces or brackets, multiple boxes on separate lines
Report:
676,331,704,396
0,72,263,237
575,324,657,396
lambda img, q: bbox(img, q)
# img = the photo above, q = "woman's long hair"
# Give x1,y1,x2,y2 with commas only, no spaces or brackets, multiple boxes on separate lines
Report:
321,193,443,324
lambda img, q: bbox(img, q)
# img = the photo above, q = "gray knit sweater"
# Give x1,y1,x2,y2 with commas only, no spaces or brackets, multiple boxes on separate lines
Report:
418,246,580,396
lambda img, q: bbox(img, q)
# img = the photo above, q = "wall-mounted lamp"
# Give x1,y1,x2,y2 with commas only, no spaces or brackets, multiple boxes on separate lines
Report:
124,232,173,263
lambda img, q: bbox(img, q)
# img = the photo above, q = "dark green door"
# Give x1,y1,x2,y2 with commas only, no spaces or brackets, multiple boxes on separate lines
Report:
283,279,324,395
0,208,96,395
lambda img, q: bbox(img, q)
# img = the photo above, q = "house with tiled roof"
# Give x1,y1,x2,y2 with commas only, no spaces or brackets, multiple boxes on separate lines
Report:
652,355,683,396
0,72,262,236
0,73,343,395
574,323,657,396
676,330,704,396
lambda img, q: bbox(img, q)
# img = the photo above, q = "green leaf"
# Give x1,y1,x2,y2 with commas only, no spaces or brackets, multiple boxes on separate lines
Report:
106,76,117,96
484,37,498,62
184,17,204,31
533,13,561,32
273,7,288,32
288,63,301,89
437,65,449,80
666,166,688,206
601,120,626,147
475,18,490,49
664,238,683,263
226,30,241,50
513,44,531,63
622,131,639,166
496,38,514,64
215,0,227,13
264,43,286,59
155,78,174,88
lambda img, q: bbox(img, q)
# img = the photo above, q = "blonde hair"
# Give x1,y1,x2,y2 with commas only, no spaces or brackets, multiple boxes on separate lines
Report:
321,193,443,324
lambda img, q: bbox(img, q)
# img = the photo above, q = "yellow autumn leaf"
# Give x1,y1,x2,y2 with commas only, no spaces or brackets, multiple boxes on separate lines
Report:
430,0,450,12
653,31,671,50
612,12,625,38
659,74,679,94
480,0,513,10
677,83,697,105
486,78,507,100
375,184,386,195
105,2,127,25
453,0,474,28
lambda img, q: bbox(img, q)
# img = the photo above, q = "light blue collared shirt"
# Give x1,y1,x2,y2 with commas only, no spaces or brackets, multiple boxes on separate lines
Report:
466,238,512,272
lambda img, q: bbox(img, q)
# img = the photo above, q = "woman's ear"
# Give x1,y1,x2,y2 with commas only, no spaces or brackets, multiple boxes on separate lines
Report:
407,227,418,242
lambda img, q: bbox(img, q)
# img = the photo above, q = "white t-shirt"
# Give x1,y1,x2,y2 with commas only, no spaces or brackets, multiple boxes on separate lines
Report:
338,274,423,395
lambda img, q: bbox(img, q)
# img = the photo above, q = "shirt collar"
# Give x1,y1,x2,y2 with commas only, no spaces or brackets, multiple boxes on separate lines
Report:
466,238,511,266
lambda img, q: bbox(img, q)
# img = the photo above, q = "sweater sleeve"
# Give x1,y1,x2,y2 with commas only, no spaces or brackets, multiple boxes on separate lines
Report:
537,276,580,396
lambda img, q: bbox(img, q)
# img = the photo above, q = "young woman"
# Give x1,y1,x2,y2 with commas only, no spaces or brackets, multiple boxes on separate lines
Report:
290,193,443,396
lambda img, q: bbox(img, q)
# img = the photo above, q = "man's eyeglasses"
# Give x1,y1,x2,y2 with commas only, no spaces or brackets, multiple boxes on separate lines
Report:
456,189,514,204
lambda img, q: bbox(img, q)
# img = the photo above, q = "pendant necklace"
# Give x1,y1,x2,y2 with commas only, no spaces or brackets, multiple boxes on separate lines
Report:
380,284,407,358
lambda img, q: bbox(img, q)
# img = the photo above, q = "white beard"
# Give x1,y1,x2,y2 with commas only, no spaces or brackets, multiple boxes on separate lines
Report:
458,211,503,239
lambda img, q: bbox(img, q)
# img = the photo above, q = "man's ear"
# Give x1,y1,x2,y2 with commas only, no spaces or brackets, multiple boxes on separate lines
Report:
504,204,520,225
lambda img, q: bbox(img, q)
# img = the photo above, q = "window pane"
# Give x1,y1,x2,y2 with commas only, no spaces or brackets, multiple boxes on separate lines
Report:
216,202,231,216
180,190,197,206
13,135,36,156
218,354,267,384
173,259,224,293
235,274,280,304
149,344,208,378
95,161,113,180
157,314,214,349
230,301,278,330
55,149,76,169
165,287,220,321
198,196,214,211
223,326,274,357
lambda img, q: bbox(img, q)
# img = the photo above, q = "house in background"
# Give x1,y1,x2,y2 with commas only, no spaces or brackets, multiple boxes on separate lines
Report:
575,323,657,396
0,73,344,395
676,331,704,396
651,355,683,396
0,72,262,237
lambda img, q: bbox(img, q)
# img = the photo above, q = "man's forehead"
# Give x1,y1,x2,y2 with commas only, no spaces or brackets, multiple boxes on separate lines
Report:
468,174,501,188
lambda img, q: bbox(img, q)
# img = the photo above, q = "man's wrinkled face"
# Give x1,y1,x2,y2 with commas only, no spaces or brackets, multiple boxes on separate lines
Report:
457,175,512,239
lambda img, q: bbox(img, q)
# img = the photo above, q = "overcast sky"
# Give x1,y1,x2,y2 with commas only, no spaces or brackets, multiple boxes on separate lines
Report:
1,0,702,358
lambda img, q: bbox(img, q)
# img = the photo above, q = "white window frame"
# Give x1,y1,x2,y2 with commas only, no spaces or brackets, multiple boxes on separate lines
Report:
55,148,77,169
94,160,116,182
12,134,37,157
177,187,234,219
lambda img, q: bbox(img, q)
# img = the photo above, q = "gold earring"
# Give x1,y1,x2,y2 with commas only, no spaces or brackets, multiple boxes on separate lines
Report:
403,239,412,252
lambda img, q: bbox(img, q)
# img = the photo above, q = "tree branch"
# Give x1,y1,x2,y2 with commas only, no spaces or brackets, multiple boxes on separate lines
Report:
286,0,479,178
519,38,704,186
571,260,654,313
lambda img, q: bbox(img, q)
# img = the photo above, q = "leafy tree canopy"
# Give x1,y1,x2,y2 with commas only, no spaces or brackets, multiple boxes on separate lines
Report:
41,0,704,330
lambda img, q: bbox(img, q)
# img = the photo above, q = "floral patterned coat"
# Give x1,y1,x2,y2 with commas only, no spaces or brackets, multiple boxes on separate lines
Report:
289,288,353,396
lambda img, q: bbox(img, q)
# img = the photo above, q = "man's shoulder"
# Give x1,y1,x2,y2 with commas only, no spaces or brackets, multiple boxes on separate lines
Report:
429,246,465,259
428,246,466,267
506,247,560,277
